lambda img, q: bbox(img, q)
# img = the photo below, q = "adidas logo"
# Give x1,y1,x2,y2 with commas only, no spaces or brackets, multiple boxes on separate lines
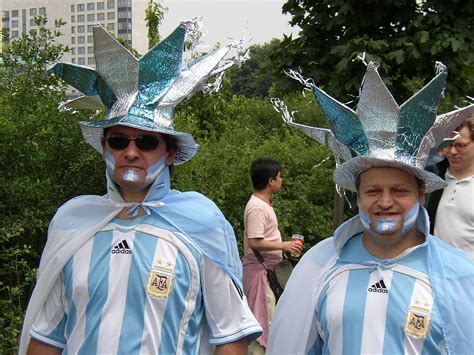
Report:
368,279,388,294
111,240,132,255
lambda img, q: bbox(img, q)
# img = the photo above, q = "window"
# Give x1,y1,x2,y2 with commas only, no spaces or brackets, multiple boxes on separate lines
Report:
72,58,76,64
87,35,93,43
107,1,115,9
12,10,19,17
87,46,94,54
78,15,85,22
88,57,95,65
30,8,37,16
71,26,75,34
87,3,95,11
71,48,76,55
107,12,115,20
12,20,19,28
30,29,37,34
12,30,19,38
87,25,93,32
30,19,36,26
78,57,86,65
39,7,46,16
71,37,76,44
71,5,75,12
97,13,105,21
78,25,85,33
97,2,105,10
71,15,75,23
87,14,94,22
78,36,85,44
107,23,115,31
77,4,85,11
78,47,85,55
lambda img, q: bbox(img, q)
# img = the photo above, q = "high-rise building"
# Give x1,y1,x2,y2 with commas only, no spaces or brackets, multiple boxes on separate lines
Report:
2,0,148,64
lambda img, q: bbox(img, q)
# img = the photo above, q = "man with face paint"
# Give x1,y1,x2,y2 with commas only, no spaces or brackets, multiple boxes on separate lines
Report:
20,23,262,355
267,63,474,355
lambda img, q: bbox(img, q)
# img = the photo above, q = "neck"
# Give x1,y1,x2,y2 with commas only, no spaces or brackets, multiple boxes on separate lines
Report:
362,227,425,259
254,189,273,203
448,165,474,180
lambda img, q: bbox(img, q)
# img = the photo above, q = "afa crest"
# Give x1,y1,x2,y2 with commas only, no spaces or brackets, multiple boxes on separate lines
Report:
146,260,175,299
404,304,431,338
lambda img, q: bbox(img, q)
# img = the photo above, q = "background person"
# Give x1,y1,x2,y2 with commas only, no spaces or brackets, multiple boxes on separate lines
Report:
427,118,474,258
20,23,262,355
242,157,301,354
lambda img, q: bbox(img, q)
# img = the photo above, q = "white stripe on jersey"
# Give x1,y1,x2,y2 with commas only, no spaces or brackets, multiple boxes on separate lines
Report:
139,231,179,354
360,269,393,353
136,225,201,355
68,239,94,354
96,230,135,354
404,278,433,354
325,270,349,354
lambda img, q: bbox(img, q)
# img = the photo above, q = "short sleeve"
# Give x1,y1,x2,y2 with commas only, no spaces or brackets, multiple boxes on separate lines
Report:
201,256,262,345
29,275,67,349
245,206,267,239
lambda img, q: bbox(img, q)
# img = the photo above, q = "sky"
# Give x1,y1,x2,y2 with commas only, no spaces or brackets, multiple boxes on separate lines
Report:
159,0,299,50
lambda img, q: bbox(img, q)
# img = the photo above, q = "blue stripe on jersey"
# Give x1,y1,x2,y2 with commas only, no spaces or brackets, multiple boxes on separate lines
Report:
317,286,330,355
118,231,158,354
382,272,416,354
342,270,370,354
79,231,113,355
158,252,192,354
421,300,444,355
181,284,203,353
63,256,77,343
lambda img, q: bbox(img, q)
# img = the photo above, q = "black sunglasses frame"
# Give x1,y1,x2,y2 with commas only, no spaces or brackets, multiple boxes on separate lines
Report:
106,135,161,151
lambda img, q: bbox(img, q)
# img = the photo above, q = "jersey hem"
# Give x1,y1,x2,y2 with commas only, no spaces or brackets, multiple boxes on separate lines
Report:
30,329,66,349
209,324,263,345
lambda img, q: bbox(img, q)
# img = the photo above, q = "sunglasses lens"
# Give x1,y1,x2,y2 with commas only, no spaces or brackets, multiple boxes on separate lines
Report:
107,136,130,150
136,136,160,150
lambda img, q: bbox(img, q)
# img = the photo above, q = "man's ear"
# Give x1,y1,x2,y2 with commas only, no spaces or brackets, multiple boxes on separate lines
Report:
418,184,426,205
166,150,177,165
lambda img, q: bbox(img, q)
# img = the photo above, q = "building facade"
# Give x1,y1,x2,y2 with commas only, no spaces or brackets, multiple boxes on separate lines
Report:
2,0,148,64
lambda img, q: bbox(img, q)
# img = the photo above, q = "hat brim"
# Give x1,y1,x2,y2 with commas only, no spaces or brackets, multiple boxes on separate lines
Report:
80,116,198,165
334,157,447,193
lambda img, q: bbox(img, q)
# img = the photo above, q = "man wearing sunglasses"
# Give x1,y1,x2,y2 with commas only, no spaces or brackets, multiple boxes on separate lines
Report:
427,118,474,258
21,23,262,355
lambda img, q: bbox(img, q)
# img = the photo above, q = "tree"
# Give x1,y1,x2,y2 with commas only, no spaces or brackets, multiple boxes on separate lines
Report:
145,0,167,49
274,0,474,109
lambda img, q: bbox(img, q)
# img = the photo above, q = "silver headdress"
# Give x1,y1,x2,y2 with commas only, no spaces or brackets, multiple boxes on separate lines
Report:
48,21,240,164
273,63,474,192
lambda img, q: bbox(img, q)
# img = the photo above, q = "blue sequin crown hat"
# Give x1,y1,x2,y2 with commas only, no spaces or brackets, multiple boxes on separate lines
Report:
48,21,237,164
272,62,474,192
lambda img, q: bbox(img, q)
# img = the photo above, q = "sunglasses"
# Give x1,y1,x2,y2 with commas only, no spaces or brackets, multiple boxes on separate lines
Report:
443,141,471,152
106,135,160,151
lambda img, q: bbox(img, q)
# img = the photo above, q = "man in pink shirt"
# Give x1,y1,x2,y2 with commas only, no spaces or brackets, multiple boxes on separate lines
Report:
242,157,301,354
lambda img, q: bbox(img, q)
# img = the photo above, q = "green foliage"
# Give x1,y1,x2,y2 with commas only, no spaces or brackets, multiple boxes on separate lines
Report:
0,18,104,352
145,0,167,49
276,0,474,108
172,81,337,251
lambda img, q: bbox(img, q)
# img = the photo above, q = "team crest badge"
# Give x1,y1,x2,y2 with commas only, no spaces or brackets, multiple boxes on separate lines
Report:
146,259,175,299
404,302,432,338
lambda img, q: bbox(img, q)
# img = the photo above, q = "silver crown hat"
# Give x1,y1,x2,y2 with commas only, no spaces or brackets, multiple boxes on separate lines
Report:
48,21,236,165
274,63,474,192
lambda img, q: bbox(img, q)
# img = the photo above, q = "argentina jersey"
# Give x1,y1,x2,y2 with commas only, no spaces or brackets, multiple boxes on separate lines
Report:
30,215,260,354
313,233,445,355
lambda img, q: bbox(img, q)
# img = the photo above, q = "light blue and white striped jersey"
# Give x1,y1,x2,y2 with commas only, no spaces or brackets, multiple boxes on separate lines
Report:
31,215,261,354
312,233,444,355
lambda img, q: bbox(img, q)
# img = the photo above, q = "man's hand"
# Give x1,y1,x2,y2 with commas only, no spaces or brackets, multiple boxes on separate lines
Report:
282,241,303,255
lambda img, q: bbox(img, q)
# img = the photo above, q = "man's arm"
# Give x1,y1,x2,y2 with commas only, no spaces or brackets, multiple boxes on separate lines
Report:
214,338,248,355
27,338,62,355
248,238,302,255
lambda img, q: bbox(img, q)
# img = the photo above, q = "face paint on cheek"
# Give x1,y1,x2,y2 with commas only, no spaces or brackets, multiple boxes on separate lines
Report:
104,151,116,176
143,157,166,186
401,201,420,234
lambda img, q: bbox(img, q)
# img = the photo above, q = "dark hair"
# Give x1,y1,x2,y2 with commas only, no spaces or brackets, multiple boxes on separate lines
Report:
455,118,474,140
250,157,281,190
